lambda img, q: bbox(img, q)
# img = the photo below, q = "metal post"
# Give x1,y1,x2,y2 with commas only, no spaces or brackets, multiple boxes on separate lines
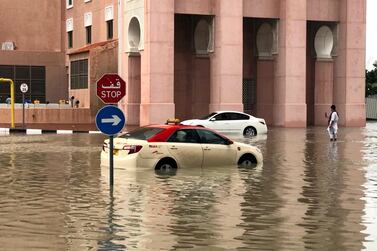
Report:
109,135,114,187
22,93,25,128
10,80,15,128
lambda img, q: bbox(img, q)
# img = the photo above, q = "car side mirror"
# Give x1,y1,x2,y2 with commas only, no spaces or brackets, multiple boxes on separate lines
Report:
210,118,216,122
227,140,233,145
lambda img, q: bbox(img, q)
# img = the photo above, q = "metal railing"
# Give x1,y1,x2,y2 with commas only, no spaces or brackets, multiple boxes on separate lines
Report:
366,97,377,120
0,103,72,109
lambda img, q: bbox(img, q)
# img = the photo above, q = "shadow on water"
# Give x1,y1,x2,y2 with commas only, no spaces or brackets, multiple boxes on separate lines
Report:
1,124,377,250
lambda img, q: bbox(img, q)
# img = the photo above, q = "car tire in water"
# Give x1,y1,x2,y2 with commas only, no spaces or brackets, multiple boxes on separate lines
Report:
238,154,257,168
155,158,177,175
243,126,257,137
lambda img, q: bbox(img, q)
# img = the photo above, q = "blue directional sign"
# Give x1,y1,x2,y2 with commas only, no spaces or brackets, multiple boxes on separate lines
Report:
96,105,126,136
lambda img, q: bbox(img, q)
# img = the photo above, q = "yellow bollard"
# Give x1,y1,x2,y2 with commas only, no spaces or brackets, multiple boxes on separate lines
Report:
0,78,15,128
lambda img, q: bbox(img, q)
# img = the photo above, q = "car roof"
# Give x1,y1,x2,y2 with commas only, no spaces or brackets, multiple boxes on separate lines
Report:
214,110,249,114
145,124,200,129
144,124,231,142
144,124,202,142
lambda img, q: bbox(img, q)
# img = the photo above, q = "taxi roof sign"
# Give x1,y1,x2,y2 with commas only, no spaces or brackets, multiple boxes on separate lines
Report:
166,118,181,125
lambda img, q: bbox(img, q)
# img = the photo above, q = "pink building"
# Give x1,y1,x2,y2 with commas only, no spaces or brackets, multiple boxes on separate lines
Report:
0,0,366,128
0,0,118,127
0,0,66,103
120,0,366,127
65,0,118,116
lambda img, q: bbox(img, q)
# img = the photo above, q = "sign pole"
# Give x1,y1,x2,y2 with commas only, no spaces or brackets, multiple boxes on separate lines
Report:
95,73,126,189
22,93,25,128
96,106,125,188
10,80,15,128
109,135,114,187
20,83,29,129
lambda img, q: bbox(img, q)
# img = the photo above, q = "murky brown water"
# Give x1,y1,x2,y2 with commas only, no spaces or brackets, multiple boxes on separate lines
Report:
1,123,377,250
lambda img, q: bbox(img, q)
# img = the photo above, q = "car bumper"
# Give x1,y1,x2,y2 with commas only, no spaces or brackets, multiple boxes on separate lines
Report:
100,151,158,170
256,124,268,134
254,150,263,164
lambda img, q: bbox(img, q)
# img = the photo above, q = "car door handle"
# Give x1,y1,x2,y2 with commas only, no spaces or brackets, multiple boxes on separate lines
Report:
203,148,211,151
170,146,178,150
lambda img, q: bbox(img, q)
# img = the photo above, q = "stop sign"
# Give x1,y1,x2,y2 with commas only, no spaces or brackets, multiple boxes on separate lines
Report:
96,73,126,104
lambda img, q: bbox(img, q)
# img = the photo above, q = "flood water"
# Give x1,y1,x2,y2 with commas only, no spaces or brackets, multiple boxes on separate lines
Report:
1,123,377,250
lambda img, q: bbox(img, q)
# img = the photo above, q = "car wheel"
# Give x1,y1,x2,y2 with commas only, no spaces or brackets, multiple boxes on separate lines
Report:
243,126,257,137
238,154,257,168
155,158,177,175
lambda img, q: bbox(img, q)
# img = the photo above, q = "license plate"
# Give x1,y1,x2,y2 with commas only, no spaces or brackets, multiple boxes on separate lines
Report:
113,149,119,156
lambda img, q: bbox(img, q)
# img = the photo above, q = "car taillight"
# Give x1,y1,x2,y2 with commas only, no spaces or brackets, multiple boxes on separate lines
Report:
122,145,143,154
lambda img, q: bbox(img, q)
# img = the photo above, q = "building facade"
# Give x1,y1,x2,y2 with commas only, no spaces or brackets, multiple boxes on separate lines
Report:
0,0,367,128
120,0,366,127
0,0,66,103
65,0,118,116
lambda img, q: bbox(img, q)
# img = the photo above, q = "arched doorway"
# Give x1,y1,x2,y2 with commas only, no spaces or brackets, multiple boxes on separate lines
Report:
174,14,212,120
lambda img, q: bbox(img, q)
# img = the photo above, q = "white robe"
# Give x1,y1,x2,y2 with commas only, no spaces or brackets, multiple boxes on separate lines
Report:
327,111,339,139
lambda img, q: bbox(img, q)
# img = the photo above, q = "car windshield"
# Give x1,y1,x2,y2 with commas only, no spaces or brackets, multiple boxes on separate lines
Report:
119,127,165,140
200,112,217,120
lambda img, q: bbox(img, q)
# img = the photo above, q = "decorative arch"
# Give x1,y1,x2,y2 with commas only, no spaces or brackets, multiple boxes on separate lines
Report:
314,25,334,59
256,23,274,58
194,19,212,55
128,17,141,51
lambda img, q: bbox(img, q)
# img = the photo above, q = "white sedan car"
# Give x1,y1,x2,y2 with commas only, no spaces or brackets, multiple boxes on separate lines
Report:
181,111,267,136
100,124,263,172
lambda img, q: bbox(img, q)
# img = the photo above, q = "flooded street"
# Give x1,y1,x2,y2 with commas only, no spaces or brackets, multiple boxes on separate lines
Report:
1,123,377,251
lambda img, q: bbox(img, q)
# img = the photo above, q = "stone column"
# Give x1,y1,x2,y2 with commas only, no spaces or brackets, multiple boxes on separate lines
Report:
191,56,210,118
209,0,243,112
256,59,274,125
140,0,175,125
274,0,307,127
118,50,128,123
314,59,334,126
334,0,366,127
127,55,141,125
255,22,276,125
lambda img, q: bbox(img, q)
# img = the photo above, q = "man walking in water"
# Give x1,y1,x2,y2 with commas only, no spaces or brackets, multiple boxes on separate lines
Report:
327,105,339,141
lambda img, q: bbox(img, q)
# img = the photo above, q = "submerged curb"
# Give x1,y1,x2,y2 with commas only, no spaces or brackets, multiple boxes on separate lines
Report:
0,128,100,135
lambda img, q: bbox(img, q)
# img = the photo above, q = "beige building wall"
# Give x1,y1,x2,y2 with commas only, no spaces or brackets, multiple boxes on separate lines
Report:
65,0,118,112
0,0,64,52
0,51,67,103
65,0,118,53
0,0,67,103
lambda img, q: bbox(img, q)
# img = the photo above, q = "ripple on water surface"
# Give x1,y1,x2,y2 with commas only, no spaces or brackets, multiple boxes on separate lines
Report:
0,125,376,250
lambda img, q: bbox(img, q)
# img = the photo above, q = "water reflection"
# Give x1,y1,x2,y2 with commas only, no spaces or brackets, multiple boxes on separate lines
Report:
0,125,376,250
299,127,365,251
361,122,377,251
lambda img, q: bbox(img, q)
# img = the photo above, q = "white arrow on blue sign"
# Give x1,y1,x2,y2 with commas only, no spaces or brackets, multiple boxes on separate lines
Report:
96,105,126,136
101,115,122,126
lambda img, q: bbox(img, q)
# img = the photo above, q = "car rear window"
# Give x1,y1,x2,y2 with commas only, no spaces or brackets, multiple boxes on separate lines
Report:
119,127,165,140
200,112,217,120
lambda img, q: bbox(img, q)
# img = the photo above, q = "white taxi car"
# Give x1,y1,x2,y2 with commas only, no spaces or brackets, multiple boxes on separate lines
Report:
181,111,267,136
100,123,263,172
